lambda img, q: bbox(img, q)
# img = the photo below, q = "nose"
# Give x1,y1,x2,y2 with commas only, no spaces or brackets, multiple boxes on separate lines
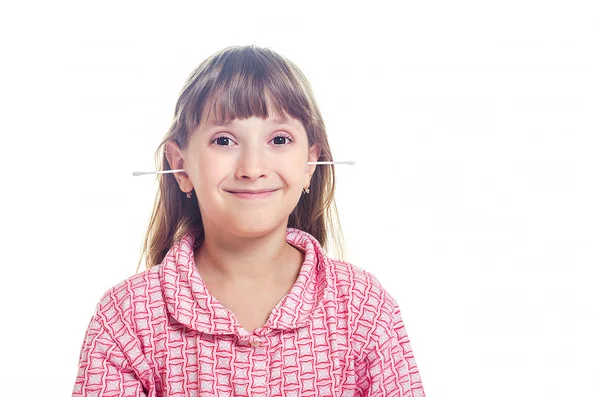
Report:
234,145,268,180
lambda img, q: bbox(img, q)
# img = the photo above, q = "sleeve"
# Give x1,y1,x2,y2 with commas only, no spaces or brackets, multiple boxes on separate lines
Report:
72,313,148,397
354,304,425,397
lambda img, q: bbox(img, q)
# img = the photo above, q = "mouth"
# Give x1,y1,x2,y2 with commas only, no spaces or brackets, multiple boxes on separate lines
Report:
226,189,279,199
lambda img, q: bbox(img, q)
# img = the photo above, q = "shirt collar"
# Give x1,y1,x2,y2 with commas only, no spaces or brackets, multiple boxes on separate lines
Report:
159,227,330,336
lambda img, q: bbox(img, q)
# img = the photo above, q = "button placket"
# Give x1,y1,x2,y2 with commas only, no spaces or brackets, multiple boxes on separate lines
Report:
249,334,264,347
247,326,271,347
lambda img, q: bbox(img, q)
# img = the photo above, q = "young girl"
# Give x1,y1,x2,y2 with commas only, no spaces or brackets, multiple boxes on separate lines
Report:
72,45,425,396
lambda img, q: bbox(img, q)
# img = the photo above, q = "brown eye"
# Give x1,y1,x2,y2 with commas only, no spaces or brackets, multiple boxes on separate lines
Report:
212,136,234,146
272,134,293,145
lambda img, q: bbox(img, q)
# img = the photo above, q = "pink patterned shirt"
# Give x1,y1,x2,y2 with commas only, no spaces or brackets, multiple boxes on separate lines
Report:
73,227,425,396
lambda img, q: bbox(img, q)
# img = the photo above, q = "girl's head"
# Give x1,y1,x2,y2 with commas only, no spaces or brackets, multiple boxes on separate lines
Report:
138,45,345,270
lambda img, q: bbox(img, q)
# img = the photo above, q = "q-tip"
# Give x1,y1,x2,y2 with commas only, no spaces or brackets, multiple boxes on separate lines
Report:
132,160,356,176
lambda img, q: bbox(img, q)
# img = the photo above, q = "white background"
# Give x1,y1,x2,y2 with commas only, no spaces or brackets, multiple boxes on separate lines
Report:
1,0,598,396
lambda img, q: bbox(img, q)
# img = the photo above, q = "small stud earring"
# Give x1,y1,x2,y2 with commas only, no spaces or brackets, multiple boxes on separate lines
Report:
302,187,310,194
186,190,193,199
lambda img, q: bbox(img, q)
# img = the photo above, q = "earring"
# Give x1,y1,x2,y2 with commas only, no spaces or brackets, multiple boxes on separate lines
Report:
186,190,193,199
302,187,310,194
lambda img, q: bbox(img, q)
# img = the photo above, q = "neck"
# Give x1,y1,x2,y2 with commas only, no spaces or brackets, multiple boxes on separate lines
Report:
194,221,301,287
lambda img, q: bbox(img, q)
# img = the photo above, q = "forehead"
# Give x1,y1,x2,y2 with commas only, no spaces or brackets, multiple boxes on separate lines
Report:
203,116,298,129
197,90,305,129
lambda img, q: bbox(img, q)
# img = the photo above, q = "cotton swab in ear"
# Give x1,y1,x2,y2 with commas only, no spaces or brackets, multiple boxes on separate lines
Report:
132,161,355,176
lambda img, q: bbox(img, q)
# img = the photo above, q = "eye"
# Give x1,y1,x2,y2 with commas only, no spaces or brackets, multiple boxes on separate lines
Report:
211,133,294,147
211,136,235,146
271,134,293,145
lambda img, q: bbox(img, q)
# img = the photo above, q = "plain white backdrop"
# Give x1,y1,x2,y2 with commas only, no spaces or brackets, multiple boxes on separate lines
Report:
1,0,598,396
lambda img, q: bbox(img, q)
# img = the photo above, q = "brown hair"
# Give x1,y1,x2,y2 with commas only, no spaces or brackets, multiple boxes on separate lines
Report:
136,45,346,271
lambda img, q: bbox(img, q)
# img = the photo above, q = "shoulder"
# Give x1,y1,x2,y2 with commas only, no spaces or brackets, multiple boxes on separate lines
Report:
327,258,397,308
93,266,164,334
327,258,401,357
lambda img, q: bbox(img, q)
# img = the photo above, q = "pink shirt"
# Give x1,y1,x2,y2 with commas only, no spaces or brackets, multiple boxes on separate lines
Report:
73,227,425,396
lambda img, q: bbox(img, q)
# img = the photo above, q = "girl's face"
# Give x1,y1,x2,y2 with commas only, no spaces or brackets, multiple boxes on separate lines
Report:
167,107,320,238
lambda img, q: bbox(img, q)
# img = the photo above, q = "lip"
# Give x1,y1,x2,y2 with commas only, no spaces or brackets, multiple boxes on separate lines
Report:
226,189,278,199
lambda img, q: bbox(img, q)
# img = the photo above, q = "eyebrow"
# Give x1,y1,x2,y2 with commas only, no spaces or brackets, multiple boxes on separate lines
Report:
205,117,293,128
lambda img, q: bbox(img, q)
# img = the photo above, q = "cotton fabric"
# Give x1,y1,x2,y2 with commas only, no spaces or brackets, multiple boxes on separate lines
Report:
72,227,425,396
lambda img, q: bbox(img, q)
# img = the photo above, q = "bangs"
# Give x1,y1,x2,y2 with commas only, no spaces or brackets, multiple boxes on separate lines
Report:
181,47,315,132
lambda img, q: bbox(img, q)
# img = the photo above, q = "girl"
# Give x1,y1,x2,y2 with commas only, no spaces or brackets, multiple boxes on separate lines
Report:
72,45,425,396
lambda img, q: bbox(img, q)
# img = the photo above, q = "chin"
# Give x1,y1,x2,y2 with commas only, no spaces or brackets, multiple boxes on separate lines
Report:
228,220,285,237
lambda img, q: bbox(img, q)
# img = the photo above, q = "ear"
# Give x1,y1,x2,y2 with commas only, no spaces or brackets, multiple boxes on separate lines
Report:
304,144,321,187
165,140,193,192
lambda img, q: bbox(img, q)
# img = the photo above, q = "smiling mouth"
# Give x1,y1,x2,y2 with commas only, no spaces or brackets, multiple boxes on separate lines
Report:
226,189,278,199
227,190,277,194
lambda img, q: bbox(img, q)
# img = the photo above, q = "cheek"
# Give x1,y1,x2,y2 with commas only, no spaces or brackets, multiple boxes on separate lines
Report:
196,153,227,179
281,167,306,189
